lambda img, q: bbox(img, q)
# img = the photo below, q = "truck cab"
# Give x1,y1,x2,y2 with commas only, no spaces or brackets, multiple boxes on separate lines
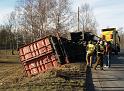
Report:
101,28,120,55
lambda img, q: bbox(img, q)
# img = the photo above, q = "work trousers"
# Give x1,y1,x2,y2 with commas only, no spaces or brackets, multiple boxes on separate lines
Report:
104,52,111,67
86,53,93,66
93,53,104,70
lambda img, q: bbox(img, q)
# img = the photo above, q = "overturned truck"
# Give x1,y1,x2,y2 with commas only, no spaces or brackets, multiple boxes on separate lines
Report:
18,32,93,77
18,36,67,77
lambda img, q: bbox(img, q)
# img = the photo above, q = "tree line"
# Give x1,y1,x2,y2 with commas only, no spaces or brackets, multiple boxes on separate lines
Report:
0,0,124,51
0,0,97,50
118,28,124,48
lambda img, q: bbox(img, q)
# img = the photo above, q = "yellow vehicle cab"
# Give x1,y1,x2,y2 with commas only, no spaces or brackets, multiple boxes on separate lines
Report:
101,28,120,55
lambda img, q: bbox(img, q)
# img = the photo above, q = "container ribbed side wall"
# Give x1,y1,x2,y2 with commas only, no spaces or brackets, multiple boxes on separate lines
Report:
22,53,59,77
19,37,53,63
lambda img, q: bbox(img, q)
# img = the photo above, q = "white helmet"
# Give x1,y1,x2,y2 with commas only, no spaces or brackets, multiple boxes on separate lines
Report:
100,41,103,44
105,42,107,45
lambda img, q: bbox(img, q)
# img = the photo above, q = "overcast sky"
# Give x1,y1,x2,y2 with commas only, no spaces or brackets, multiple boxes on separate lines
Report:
0,0,124,32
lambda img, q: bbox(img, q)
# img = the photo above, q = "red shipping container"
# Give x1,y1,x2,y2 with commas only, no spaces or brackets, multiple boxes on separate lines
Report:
18,36,66,76
22,53,59,76
18,36,53,62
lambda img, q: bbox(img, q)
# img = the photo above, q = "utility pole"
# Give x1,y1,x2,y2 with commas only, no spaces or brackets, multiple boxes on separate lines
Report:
78,7,79,31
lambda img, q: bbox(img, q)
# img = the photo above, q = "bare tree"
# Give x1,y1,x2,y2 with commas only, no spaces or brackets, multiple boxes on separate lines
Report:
45,0,71,37
8,12,17,53
1,12,16,54
15,0,71,41
80,3,97,34
0,24,17,55
118,27,124,48
12,0,97,44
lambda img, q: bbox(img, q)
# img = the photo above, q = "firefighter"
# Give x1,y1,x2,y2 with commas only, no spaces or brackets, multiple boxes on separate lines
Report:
86,41,95,67
92,41,97,64
83,41,87,62
93,40,106,70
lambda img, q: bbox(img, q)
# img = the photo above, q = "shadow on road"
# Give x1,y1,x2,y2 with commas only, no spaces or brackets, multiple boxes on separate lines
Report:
85,66,95,91
110,49,124,65
91,49,124,91
84,49,124,91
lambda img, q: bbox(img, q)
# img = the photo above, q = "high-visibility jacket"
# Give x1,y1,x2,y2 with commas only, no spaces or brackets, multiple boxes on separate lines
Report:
87,44,95,54
96,44,105,54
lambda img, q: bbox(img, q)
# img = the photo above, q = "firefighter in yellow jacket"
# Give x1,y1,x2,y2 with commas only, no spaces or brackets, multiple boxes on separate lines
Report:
86,41,95,67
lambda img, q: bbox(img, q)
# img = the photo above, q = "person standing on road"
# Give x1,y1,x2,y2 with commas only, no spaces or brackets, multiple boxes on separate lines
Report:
83,41,87,62
94,41,106,70
104,41,112,68
86,41,95,67
92,41,97,64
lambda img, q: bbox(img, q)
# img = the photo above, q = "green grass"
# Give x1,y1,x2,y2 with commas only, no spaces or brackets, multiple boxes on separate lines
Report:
0,50,19,63
0,63,86,91
0,50,86,91
0,57,19,63
0,50,18,55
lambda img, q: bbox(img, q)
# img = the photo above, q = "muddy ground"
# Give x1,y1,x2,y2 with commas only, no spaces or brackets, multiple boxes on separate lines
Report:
0,50,86,91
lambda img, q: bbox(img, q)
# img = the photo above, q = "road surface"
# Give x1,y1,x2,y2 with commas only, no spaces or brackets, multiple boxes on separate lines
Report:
86,49,124,91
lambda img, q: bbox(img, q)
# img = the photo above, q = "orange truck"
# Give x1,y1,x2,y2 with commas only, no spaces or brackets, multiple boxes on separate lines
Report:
101,28,120,55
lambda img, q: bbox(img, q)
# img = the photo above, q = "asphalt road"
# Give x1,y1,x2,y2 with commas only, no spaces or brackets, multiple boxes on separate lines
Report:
86,49,124,91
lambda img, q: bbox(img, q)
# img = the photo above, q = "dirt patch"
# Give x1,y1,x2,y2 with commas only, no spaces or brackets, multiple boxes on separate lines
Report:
0,50,86,91
0,62,86,91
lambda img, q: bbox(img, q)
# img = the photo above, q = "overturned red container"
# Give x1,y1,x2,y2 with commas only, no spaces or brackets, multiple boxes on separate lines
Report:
22,53,59,76
18,36,64,77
